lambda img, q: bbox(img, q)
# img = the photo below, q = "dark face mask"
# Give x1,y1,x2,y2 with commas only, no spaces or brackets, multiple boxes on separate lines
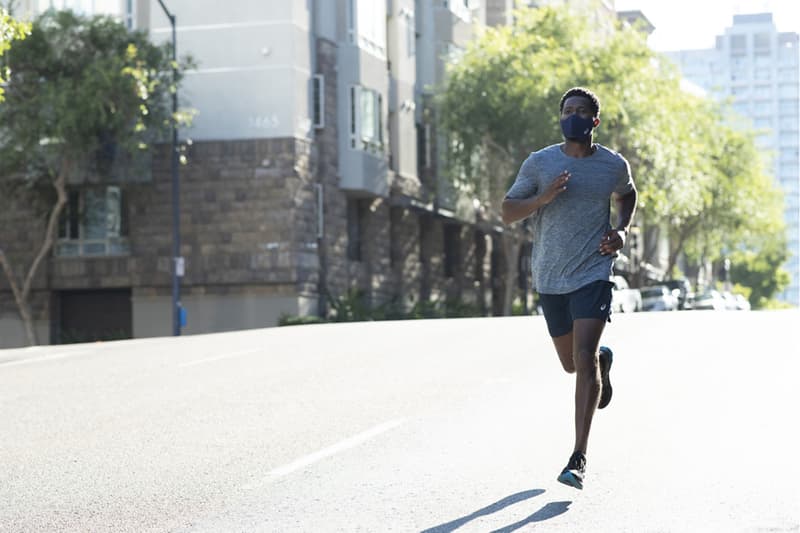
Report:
560,114,594,142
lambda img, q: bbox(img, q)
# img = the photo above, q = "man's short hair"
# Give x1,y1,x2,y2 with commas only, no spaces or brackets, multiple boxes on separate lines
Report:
559,87,601,117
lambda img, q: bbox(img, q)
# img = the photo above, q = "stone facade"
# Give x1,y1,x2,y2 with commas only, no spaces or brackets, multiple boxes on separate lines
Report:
0,135,525,347
0,136,322,346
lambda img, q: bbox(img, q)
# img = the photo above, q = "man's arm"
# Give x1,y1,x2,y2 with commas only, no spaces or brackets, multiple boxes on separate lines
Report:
598,187,638,256
501,170,570,225
614,188,637,233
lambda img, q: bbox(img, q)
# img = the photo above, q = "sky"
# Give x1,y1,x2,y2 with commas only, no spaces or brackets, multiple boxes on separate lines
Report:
613,0,800,51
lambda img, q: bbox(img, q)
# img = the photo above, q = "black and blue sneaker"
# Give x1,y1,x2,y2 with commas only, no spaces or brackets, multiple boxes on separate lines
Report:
557,451,586,490
598,346,613,409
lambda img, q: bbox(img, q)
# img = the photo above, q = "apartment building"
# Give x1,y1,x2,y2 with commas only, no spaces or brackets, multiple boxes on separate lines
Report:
1,1,539,347
666,14,800,306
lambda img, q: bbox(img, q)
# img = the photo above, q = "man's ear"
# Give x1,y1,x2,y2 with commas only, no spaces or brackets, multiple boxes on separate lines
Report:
593,117,601,128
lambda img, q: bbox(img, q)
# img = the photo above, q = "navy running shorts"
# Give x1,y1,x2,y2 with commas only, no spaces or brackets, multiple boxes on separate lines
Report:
538,280,613,338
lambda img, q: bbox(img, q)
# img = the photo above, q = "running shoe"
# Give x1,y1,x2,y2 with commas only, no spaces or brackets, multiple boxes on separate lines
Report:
557,451,586,490
598,346,613,409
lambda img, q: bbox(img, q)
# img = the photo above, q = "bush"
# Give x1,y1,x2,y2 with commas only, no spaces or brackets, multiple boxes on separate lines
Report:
278,291,484,326
278,315,329,327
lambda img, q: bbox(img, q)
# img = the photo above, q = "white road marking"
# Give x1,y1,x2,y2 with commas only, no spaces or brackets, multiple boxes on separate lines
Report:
177,348,263,368
0,350,95,368
243,419,406,489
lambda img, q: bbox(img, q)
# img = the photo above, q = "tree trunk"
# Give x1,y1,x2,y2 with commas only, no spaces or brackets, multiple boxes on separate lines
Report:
0,161,69,346
482,136,522,316
0,250,36,345
666,219,700,278
501,232,521,315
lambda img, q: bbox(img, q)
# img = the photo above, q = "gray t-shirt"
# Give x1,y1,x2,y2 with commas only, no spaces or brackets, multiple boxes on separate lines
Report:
505,143,634,294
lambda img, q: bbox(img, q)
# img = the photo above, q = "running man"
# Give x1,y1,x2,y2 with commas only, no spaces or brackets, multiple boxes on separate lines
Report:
501,87,637,489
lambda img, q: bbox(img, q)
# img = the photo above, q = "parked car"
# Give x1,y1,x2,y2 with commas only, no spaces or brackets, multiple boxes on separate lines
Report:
611,275,641,313
640,285,679,311
692,289,727,311
734,294,752,311
663,279,695,310
721,291,740,310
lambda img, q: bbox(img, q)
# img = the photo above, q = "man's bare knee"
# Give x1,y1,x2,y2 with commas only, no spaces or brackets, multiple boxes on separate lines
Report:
560,358,576,374
573,349,599,374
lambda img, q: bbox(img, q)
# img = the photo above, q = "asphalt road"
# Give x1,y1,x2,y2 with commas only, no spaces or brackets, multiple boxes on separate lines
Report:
1,310,798,532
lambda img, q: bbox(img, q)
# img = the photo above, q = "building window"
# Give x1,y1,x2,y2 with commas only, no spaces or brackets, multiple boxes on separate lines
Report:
731,86,749,97
754,55,772,67
399,6,415,57
778,68,799,82
754,33,771,55
754,85,772,98
124,0,135,29
753,100,773,116
57,186,130,257
754,117,772,130
754,67,771,81
780,132,799,147
350,85,383,153
417,122,432,173
312,74,325,129
780,115,798,131
729,34,746,56
780,162,799,179
732,101,750,116
347,0,387,57
779,100,799,114
347,198,366,262
443,224,460,278
780,147,799,163
779,83,799,99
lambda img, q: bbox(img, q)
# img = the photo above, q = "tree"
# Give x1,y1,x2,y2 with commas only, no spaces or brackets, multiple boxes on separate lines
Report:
436,3,788,301
0,10,193,345
666,116,788,283
729,241,790,309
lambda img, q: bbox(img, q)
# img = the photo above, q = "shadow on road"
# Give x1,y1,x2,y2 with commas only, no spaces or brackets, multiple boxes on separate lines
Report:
420,489,571,533
489,500,572,532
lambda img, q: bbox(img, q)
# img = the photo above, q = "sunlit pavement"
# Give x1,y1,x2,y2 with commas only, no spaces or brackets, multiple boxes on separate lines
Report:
1,310,798,532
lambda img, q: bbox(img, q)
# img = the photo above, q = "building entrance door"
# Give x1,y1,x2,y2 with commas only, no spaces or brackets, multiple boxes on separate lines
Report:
57,289,132,344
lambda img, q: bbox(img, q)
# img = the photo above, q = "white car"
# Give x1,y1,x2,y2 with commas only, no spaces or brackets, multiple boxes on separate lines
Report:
692,290,727,311
734,294,752,311
640,285,679,311
611,275,641,313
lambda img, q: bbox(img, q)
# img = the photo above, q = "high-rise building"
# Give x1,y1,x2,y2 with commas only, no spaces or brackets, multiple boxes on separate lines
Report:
666,14,800,306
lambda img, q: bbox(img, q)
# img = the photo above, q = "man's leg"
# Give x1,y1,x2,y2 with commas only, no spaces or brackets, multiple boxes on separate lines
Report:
551,332,575,373
556,281,613,489
571,318,606,454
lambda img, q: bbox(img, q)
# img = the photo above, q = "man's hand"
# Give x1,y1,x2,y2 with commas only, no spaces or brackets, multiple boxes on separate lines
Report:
540,170,570,205
501,170,570,225
599,229,626,256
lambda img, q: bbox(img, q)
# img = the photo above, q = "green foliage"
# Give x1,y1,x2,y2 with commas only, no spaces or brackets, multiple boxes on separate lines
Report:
729,242,791,309
0,10,194,186
278,314,329,327
437,2,789,303
0,6,29,102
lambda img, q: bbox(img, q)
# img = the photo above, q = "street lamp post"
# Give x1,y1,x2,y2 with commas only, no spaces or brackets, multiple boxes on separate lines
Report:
156,0,183,336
